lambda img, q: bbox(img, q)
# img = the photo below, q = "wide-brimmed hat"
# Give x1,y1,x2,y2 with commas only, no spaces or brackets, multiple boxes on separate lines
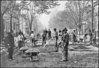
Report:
62,28,68,32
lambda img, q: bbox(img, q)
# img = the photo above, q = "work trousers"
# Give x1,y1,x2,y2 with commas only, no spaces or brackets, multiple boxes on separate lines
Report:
62,42,69,60
8,46,14,59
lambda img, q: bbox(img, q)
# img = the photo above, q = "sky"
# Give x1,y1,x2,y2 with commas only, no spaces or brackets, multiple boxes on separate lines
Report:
38,1,67,29
16,0,21,3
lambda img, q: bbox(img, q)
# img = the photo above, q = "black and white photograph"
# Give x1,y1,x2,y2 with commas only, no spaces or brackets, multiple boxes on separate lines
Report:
0,0,99,67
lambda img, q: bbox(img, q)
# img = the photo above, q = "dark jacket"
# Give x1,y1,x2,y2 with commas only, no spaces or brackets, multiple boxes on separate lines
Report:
62,33,69,43
6,33,14,48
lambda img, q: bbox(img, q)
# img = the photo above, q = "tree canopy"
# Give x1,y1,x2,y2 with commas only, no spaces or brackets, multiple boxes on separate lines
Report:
49,0,98,34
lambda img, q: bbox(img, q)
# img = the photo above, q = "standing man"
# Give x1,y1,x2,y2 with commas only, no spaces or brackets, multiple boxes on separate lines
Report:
6,32,15,60
48,29,51,39
58,30,63,53
73,30,77,43
61,27,69,61
18,32,24,49
42,30,47,47
30,31,35,46
89,29,93,44
53,28,58,52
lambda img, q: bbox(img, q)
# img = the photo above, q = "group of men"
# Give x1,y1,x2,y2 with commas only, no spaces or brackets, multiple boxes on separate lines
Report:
42,29,51,46
27,27,70,61
41,27,69,61
4,27,69,62
53,28,69,61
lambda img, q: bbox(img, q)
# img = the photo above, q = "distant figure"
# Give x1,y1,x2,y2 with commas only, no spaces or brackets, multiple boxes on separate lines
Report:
5,32,15,60
61,27,69,61
45,30,48,39
30,31,35,46
58,30,62,44
59,30,62,36
19,30,23,36
18,32,24,49
72,30,77,43
93,31,96,44
89,29,93,44
48,29,51,39
18,30,26,41
42,30,47,47
84,33,88,43
53,28,58,52
37,33,40,39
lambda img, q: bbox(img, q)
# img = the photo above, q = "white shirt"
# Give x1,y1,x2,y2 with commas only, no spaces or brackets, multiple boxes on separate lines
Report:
31,33,34,38
18,35,23,41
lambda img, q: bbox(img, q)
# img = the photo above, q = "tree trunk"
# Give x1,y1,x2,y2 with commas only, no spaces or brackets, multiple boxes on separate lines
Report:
92,0,94,33
97,2,99,45
10,14,13,32
30,15,33,32
0,14,4,44
79,1,82,34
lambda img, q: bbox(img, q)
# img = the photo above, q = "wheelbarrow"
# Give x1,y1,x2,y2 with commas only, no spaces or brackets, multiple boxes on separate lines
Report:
20,46,28,58
25,48,40,62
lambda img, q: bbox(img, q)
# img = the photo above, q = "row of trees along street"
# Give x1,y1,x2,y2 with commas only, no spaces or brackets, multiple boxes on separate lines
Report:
0,0,99,45
0,0,59,44
49,0,98,44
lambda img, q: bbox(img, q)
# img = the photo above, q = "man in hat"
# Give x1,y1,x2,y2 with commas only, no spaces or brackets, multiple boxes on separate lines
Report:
61,27,69,61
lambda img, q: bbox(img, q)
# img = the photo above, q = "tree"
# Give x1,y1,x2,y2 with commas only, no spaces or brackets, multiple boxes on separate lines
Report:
16,0,59,33
65,0,98,34
49,10,77,29
0,1,13,44
0,0,31,43
0,0,59,41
